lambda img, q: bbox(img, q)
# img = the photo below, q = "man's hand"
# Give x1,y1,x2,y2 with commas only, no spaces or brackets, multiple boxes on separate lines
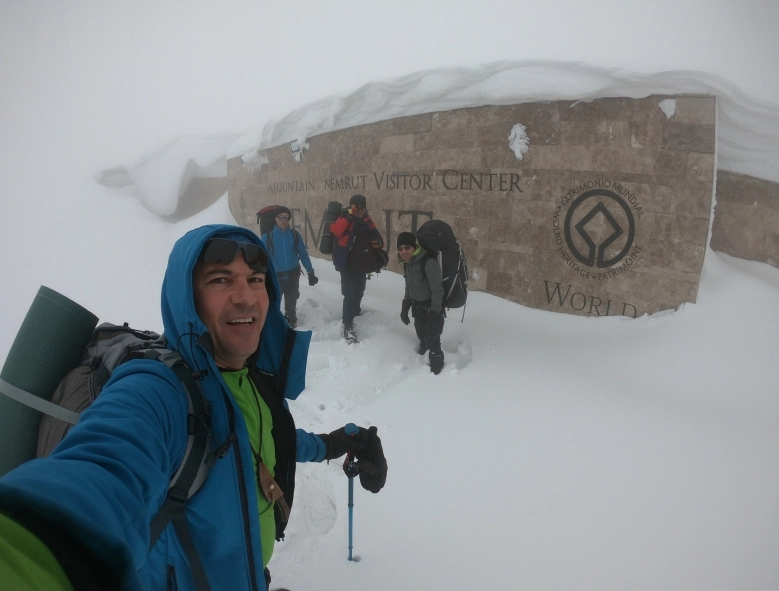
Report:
354,426,387,493
319,425,388,493
400,299,411,325
426,309,443,337
308,273,319,286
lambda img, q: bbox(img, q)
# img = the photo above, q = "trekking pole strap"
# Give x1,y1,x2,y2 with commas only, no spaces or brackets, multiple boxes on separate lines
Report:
0,378,81,425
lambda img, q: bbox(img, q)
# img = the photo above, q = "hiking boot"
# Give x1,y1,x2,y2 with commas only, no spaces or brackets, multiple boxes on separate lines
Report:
429,350,444,375
415,340,429,355
344,321,358,344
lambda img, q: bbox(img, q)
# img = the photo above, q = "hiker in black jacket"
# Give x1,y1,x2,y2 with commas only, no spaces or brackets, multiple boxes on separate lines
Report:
329,194,385,343
397,232,445,374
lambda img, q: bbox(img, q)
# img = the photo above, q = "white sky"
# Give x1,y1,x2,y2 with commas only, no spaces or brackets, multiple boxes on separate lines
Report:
1,2,779,589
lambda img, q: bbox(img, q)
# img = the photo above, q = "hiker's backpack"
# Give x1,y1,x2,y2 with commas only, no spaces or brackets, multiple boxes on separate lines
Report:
416,220,469,312
257,205,282,237
36,322,218,588
319,201,343,255
257,205,300,256
347,220,387,275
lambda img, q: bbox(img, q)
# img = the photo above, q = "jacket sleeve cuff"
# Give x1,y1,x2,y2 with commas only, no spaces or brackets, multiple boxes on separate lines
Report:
295,430,328,462
315,434,331,461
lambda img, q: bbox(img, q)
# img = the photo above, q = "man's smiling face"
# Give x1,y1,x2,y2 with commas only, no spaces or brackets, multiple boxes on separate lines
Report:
193,254,269,369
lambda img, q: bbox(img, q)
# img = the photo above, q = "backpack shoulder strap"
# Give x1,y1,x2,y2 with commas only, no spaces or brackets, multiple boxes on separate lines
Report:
293,229,300,252
268,227,275,255
418,252,432,282
142,349,214,591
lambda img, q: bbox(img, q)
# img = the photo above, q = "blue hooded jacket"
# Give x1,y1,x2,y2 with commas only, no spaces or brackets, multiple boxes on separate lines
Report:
261,226,315,275
0,224,325,590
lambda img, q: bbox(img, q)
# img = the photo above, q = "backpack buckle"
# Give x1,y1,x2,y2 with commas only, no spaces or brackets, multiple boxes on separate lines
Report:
166,486,189,506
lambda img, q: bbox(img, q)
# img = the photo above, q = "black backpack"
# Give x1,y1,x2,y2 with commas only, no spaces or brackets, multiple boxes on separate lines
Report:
347,219,387,275
35,323,225,591
416,220,469,316
257,205,282,237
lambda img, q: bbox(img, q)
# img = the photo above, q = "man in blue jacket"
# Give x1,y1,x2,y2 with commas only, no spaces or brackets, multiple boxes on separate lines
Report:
0,224,387,591
261,206,318,328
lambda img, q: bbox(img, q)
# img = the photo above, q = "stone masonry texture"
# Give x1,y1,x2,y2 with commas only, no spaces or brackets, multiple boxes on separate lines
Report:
711,171,779,269
229,96,720,318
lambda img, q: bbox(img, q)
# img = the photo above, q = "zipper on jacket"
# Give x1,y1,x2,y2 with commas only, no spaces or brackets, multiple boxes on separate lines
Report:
221,389,259,591
167,565,178,591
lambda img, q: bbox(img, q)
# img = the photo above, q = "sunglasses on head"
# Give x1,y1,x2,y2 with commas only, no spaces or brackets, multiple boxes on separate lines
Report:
198,238,269,273
276,215,290,221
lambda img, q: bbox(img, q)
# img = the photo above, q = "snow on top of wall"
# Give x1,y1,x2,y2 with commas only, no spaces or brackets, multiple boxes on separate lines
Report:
228,60,779,185
123,135,238,217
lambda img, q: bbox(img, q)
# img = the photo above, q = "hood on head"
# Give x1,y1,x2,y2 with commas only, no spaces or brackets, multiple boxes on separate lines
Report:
161,224,283,371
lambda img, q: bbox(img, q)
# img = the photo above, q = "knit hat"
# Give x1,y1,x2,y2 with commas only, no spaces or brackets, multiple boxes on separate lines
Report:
275,206,292,218
349,194,367,207
396,231,417,249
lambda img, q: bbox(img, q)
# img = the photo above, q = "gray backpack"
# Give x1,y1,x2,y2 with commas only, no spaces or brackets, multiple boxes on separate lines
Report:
37,322,224,591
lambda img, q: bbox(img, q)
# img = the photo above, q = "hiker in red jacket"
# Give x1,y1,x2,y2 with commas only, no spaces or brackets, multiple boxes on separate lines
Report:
329,194,384,343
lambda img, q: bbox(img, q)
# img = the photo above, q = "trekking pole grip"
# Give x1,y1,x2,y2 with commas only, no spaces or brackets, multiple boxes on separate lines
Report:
342,423,360,478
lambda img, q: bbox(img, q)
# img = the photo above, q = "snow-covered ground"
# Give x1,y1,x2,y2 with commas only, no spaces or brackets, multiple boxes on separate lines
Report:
113,194,779,589
2,2,779,589
277,242,779,590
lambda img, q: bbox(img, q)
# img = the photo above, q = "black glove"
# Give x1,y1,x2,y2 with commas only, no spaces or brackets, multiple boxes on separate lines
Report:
319,425,388,493
354,426,387,494
320,425,367,460
400,299,411,325
426,309,443,337
308,273,319,286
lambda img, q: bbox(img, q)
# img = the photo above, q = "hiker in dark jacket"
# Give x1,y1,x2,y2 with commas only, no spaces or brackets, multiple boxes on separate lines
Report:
397,231,445,374
329,194,385,343
0,224,387,591
261,206,318,328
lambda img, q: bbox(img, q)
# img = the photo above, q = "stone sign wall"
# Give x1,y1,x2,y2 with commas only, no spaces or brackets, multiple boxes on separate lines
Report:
711,171,779,269
228,95,716,318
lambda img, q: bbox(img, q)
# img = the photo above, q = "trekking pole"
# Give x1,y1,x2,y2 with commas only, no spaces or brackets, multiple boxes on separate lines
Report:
342,423,360,562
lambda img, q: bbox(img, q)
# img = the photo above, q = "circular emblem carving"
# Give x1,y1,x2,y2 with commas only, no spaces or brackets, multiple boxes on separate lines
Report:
563,189,636,268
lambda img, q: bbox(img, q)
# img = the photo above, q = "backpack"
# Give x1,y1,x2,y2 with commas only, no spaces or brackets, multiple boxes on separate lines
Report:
416,220,469,315
34,322,223,591
257,205,282,237
347,221,387,275
257,205,300,256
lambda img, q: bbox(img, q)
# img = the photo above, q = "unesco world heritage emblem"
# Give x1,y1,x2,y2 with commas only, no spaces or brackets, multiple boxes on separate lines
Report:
552,181,643,281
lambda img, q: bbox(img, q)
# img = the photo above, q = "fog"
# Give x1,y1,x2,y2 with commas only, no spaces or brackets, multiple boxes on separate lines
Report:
2,2,779,589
